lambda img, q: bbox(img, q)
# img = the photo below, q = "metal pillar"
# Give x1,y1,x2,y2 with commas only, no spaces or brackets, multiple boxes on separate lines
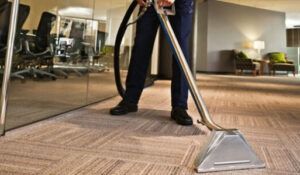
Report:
0,0,20,136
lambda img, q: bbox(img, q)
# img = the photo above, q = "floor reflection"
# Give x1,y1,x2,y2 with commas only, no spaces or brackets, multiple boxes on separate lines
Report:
5,70,118,130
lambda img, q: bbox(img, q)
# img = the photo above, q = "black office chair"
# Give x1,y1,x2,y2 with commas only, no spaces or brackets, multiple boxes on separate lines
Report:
0,0,29,51
0,0,9,69
0,1,30,80
0,0,8,13
14,11,57,80
0,0,11,57
67,21,85,64
55,21,88,77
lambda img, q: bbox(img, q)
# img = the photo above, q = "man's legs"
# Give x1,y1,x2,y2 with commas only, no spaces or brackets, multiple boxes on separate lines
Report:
111,6,160,115
124,6,160,104
111,2,195,124
167,0,194,125
170,0,194,109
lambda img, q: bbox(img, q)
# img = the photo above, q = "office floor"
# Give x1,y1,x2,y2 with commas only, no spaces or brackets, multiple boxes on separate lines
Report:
0,74,299,175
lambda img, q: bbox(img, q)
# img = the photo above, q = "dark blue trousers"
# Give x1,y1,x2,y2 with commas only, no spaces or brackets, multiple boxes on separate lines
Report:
124,0,194,109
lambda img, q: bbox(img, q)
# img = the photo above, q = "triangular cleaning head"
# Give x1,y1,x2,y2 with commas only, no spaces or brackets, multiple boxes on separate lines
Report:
195,130,265,173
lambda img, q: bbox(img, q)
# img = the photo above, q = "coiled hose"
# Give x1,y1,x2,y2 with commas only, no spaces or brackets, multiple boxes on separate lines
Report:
113,1,138,98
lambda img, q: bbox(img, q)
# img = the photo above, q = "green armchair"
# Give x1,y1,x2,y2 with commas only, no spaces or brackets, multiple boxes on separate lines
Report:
267,52,295,76
233,50,261,76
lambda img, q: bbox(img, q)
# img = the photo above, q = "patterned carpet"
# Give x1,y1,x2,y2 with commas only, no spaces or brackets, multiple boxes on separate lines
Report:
0,74,299,175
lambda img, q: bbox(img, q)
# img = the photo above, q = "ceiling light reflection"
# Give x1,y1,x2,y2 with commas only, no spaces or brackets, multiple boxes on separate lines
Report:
58,7,93,18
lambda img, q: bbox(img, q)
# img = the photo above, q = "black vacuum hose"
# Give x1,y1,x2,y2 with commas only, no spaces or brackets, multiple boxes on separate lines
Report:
114,1,138,98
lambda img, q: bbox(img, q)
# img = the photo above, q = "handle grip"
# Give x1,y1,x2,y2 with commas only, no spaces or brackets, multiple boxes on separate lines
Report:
152,0,176,15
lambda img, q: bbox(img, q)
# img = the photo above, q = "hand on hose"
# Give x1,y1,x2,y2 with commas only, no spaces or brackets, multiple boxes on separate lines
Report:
136,0,175,7
157,0,175,7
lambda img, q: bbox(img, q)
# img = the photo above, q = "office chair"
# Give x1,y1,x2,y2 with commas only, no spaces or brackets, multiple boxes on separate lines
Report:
68,21,86,64
0,0,8,13
55,21,88,77
0,0,10,55
0,1,30,80
70,21,110,73
14,12,57,80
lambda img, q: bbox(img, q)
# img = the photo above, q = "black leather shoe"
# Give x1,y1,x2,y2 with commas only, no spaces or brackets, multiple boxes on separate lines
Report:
171,107,193,126
110,100,138,115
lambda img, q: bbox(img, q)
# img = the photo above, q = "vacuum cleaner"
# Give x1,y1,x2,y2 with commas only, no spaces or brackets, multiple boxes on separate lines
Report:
114,0,265,173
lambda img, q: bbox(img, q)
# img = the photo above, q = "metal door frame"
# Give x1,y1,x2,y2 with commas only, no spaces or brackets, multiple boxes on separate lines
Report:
0,0,20,136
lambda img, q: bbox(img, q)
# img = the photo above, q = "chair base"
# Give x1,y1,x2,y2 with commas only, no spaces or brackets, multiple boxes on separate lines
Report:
13,67,57,80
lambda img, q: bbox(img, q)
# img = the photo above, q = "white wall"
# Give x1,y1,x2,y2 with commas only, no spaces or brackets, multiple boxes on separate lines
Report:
105,5,135,46
195,0,208,72
196,0,287,73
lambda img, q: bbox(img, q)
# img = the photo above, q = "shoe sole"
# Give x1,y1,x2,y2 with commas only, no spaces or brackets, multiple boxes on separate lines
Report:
171,114,193,126
110,109,138,116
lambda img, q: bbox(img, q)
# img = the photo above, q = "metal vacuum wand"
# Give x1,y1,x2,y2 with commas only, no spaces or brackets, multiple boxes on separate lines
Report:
152,0,265,172
153,1,225,131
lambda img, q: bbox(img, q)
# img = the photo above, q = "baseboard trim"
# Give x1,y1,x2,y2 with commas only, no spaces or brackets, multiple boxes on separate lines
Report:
196,71,234,75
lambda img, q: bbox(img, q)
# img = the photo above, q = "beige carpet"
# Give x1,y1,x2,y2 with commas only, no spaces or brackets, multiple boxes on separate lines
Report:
0,74,299,175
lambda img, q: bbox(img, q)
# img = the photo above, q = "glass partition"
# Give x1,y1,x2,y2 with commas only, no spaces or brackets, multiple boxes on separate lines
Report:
5,0,93,130
1,0,136,131
0,0,11,134
87,0,135,103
